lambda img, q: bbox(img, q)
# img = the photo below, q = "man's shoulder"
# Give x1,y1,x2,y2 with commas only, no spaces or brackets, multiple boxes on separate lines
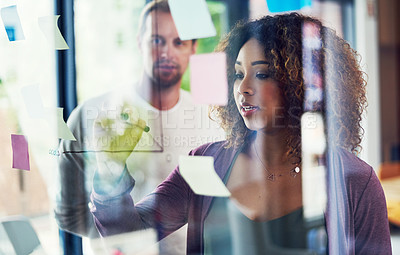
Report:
68,92,110,117
69,87,142,118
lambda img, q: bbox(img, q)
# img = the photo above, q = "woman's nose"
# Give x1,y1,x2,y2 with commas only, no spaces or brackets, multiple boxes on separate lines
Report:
237,78,255,96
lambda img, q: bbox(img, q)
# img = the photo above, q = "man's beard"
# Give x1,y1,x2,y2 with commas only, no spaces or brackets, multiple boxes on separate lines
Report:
151,62,182,90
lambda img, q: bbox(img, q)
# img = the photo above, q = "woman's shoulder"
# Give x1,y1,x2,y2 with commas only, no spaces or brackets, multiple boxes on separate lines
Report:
332,148,382,199
189,140,232,157
335,148,373,179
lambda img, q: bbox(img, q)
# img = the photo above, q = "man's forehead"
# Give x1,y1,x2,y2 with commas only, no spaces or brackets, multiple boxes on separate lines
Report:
145,10,172,27
143,11,181,38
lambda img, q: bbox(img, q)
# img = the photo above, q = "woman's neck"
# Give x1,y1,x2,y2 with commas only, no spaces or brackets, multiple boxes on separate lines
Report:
252,129,290,168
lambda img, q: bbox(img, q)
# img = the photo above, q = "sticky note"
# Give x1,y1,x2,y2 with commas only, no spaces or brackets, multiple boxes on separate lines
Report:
38,15,69,50
168,0,216,40
190,52,228,105
54,108,76,141
11,134,30,171
266,0,312,13
179,156,230,197
1,5,25,41
21,84,46,118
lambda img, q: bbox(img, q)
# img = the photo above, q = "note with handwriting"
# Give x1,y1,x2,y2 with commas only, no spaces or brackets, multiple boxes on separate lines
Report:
190,52,228,105
168,0,216,40
179,156,230,197
1,5,25,41
11,134,30,171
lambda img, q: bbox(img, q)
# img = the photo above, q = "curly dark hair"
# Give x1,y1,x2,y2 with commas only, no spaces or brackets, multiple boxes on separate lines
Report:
212,13,367,157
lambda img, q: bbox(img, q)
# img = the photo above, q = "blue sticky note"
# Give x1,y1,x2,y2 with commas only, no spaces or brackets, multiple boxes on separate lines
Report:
266,0,312,13
1,5,25,41
168,0,216,40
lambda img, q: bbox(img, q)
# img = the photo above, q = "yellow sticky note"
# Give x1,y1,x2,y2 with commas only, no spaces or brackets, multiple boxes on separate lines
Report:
179,156,230,197
38,15,69,50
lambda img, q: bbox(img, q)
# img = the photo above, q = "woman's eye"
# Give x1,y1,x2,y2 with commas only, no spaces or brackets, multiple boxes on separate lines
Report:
234,73,244,80
256,73,269,79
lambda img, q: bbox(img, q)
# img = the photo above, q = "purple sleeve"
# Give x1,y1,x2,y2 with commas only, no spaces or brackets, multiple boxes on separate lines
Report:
354,168,392,254
90,164,192,239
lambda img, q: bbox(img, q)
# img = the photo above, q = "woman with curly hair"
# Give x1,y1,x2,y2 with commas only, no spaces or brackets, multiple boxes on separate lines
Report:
90,13,391,254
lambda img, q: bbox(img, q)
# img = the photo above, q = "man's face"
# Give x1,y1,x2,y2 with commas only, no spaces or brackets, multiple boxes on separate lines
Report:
139,11,196,89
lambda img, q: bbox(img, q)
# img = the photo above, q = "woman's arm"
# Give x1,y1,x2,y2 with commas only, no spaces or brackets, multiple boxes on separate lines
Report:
90,164,191,239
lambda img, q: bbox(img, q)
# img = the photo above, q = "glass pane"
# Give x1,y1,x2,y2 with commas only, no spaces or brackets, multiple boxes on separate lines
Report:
0,0,60,254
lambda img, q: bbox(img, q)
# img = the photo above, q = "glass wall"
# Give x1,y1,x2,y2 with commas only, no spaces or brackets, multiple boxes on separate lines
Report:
0,0,399,254
0,0,60,253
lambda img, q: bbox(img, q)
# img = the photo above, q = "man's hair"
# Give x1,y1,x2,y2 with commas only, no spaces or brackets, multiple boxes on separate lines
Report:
137,0,196,44
138,0,170,37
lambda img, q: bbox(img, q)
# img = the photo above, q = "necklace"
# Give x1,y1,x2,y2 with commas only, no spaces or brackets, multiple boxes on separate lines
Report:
252,143,300,182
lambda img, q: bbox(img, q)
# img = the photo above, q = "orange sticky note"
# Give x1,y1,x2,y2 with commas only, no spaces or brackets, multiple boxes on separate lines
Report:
11,134,30,171
190,52,228,105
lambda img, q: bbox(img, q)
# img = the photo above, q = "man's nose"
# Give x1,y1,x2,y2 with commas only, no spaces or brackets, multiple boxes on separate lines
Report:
159,43,174,59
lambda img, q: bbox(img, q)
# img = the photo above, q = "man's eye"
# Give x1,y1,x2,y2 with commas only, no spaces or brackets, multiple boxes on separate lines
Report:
175,40,183,46
256,73,269,79
234,73,244,80
152,38,162,45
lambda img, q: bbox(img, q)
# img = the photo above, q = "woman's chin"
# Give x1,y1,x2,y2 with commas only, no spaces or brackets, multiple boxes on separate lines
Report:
244,122,286,135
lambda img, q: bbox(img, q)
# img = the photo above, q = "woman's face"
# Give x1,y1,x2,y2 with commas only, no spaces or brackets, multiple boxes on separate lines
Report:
234,38,285,132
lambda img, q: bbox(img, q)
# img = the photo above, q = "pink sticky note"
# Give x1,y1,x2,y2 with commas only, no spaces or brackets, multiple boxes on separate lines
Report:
11,134,30,171
190,52,228,105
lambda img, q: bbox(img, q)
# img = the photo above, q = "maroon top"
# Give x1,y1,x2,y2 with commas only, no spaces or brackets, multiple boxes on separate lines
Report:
90,141,392,254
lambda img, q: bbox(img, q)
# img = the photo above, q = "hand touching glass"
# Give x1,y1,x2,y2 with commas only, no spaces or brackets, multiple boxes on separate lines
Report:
92,102,149,192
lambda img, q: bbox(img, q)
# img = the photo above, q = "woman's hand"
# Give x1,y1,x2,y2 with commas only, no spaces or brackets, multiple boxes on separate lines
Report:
92,102,149,187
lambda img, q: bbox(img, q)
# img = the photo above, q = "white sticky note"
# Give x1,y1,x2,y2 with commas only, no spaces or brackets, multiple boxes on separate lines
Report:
190,52,228,105
168,0,216,40
38,15,69,50
0,5,25,41
21,84,46,118
179,156,230,197
54,108,76,140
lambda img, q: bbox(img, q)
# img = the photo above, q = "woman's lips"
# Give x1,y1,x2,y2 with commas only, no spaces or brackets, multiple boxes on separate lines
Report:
240,105,259,117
